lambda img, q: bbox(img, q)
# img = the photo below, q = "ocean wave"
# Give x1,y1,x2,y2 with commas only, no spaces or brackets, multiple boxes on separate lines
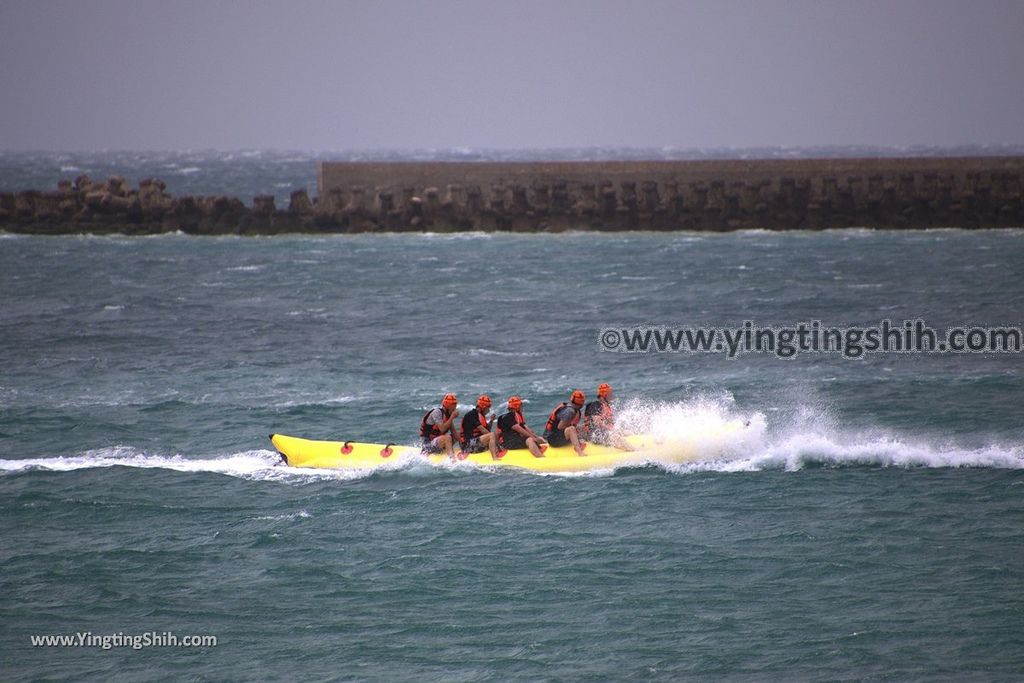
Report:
468,348,540,357
419,231,495,240
253,509,311,521
272,394,359,408
285,307,328,317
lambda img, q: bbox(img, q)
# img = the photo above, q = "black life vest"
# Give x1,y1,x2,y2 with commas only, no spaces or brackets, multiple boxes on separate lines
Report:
545,402,581,432
420,407,452,440
496,410,525,446
460,408,490,445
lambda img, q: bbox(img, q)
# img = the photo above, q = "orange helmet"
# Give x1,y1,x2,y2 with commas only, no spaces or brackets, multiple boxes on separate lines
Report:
442,393,457,408
477,394,491,409
570,390,585,406
597,383,612,398
508,395,523,411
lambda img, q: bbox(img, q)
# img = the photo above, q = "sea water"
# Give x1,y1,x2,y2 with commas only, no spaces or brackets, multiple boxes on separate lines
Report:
2,153,1024,681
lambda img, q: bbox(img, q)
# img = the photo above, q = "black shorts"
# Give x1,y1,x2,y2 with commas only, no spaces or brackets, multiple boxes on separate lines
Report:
501,434,528,451
545,429,569,447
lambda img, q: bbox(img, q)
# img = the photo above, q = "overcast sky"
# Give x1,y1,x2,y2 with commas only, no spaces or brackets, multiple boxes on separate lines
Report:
1,0,1022,151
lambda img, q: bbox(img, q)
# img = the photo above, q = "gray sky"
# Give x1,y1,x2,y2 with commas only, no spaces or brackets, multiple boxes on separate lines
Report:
1,0,1022,151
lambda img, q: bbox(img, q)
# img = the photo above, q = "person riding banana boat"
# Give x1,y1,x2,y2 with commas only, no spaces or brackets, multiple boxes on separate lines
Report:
495,395,546,457
460,394,498,457
582,383,635,451
420,392,459,457
543,390,588,456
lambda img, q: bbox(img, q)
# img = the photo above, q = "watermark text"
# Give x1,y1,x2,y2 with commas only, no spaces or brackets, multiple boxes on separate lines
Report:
598,320,1022,359
30,631,217,650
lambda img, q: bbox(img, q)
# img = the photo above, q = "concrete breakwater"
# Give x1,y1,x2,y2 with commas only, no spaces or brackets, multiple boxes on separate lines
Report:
1,157,1022,234
317,158,1024,231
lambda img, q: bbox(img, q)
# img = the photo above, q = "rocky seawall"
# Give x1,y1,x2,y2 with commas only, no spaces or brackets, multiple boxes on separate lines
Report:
0,176,315,236
2,157,1022,234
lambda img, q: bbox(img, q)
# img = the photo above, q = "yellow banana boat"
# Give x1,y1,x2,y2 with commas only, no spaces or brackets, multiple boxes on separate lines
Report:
270,419,749,474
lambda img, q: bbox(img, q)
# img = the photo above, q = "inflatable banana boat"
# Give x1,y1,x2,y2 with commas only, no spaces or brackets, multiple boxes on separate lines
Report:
270,419,749,474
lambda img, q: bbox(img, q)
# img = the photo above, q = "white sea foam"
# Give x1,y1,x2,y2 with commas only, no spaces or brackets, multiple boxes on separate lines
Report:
419,231,495,241
322,395,359,405
468,348,540,357
0,447,383,482
616,397,1024,474
661,435,1024,474
271,394,359,408
254,509,311,521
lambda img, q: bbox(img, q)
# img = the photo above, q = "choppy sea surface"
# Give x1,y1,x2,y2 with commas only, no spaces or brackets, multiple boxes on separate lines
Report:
2,150,1023,681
